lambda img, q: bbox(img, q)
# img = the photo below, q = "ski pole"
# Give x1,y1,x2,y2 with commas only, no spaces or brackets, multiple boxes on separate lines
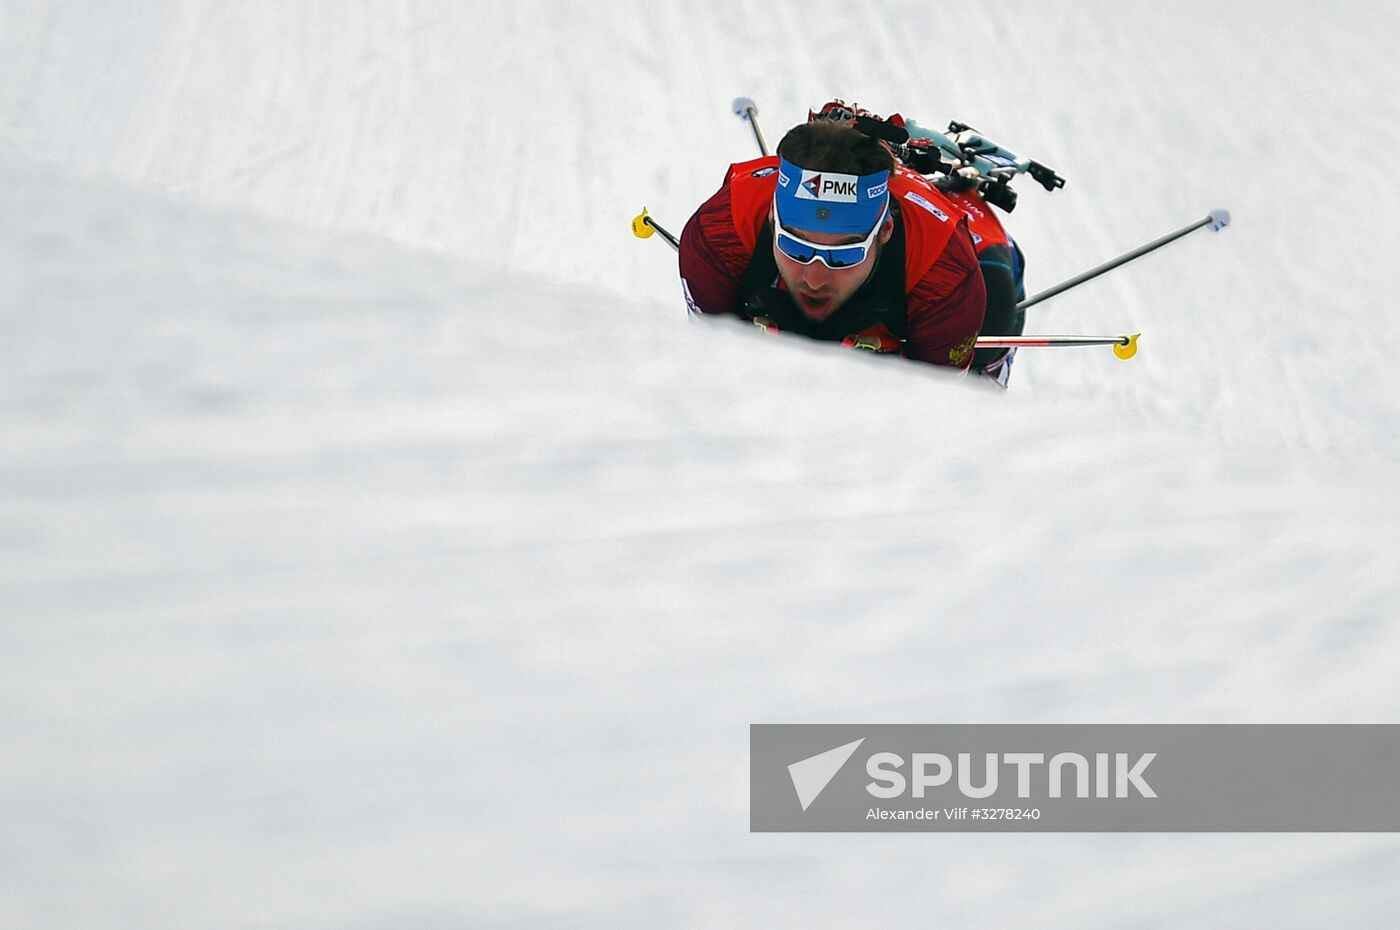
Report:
976,333,1140,360
631,208,680,251
1018,210,1230,311
732,96,770,157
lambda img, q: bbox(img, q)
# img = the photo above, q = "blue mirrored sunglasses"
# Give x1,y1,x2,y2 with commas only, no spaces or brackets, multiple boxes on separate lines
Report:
772,201,889,270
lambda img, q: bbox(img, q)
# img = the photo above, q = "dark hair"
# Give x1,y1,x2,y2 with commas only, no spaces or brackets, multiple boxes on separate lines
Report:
776,121,896,175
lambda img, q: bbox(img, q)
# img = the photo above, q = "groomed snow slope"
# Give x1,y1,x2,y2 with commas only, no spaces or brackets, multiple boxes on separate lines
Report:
3,3,1400,927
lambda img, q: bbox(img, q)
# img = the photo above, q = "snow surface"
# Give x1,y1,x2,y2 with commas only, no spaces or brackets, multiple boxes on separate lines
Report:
3,2,1400,927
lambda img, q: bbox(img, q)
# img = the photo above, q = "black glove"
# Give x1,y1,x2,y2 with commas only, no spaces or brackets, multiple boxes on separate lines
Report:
743,287,813,337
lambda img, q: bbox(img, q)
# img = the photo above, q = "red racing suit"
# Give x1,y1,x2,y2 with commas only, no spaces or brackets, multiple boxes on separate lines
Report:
678,155,986,369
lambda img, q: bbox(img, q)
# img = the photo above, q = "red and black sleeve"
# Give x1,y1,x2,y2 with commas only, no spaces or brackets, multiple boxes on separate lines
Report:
677,178,753,316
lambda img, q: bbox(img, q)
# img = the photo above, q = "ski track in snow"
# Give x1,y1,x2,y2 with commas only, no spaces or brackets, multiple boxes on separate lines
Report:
3,3,1400,927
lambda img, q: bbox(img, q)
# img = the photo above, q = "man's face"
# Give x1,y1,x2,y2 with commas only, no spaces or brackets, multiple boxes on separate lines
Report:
772,214,895,322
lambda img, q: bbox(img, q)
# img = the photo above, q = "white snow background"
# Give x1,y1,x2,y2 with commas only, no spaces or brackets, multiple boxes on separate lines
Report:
3,2,1399,927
